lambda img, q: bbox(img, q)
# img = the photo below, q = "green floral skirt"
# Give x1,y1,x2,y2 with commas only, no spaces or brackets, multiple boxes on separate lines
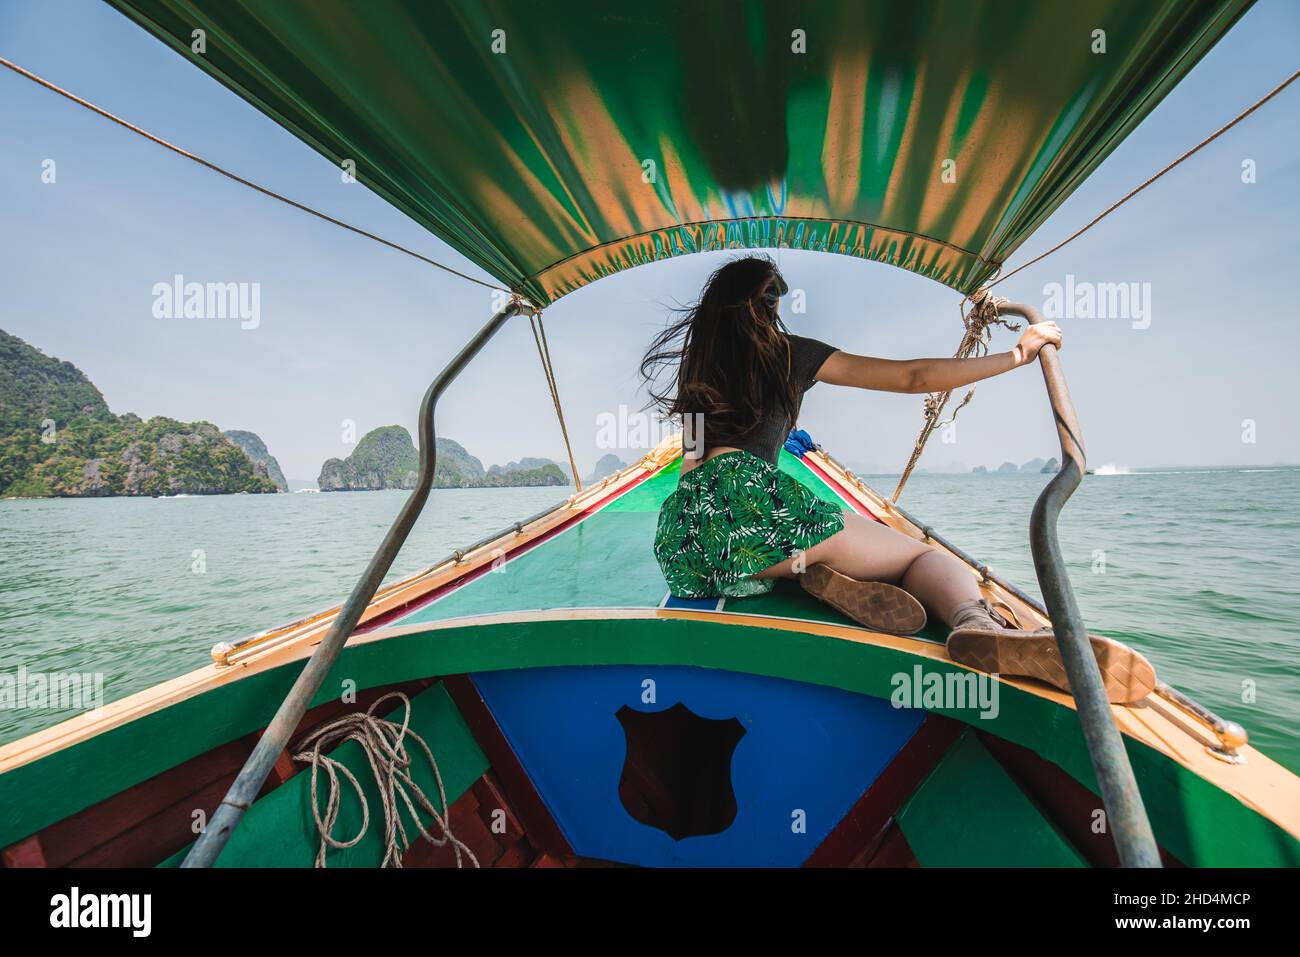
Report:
653,451,846,599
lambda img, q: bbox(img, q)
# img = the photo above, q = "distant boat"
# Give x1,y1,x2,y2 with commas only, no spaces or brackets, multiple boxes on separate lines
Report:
293,488,321,494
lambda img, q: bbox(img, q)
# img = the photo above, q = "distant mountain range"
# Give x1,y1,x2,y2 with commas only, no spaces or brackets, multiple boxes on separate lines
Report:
0,329,631,499
972,457,1060,474
317,427,627,491
844,456,1061,476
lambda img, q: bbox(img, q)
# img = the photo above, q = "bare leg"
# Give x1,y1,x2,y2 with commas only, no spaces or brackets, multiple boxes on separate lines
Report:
755,509,982,625
758,516,1158,703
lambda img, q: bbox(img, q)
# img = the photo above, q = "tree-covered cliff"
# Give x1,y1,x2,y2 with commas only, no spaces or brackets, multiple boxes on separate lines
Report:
319,428,568,490
0,329,279,497
319,425,423,490
224,429,288,491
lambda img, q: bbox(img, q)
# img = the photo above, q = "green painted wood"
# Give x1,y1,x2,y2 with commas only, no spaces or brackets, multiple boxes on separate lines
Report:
400,511,667,623
600,459,680,513
897,729,1086,867
158,682,488,867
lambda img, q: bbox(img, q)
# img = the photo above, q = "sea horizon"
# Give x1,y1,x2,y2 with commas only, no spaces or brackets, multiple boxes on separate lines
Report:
5,460,1298,501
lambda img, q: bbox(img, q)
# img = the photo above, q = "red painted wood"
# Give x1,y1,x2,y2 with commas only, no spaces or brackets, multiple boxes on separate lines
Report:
865,822,920,867
68,774,237,868
471,774,526,846
10,738,250,867
442,674,574,857
5,673,601,869
406,790,507,868
494,840,538,869
799,456,883,521
803,714,964,867
403,769,550,868
457,801,509,868
0,834,48,868
268,750,298,787
843,826,890,867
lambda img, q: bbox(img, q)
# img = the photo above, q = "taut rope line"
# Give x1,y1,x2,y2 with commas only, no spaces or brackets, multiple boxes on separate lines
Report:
986,67,1300,290
292,691,480,868
529,312,584,492
0,54,509,294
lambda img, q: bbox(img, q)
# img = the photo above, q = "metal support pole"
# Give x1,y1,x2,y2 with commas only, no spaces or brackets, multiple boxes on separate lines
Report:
999,301,1161,867
182,300,524,867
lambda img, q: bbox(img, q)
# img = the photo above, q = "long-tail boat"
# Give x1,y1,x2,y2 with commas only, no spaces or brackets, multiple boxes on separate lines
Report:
2,0,1296,869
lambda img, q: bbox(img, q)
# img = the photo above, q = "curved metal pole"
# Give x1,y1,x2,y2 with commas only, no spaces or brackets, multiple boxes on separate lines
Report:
182,300,524,867
999,301,1161,868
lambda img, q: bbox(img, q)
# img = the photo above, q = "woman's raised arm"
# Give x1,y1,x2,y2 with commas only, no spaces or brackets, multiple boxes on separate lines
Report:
814,321,1063,394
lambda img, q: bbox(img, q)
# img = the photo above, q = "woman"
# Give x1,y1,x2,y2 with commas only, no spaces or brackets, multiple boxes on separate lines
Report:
643,256,1154,704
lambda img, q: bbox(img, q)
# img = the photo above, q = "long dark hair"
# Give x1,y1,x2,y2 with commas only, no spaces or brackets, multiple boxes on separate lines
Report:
641,255,797,448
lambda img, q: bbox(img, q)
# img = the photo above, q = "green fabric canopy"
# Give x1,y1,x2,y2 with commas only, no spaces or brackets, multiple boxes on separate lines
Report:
108,0,1251,304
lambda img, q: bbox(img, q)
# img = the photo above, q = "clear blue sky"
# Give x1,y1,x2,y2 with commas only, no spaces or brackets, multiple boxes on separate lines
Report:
2,0,1298,480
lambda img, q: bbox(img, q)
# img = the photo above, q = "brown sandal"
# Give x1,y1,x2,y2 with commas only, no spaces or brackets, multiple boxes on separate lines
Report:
799,563,927,635
946,600,1156,704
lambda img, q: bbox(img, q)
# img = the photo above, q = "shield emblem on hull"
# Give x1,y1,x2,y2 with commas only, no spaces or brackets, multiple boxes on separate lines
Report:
615,702,746,840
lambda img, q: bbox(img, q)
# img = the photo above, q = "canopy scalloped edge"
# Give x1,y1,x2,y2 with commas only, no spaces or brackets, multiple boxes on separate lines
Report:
522,216,992,306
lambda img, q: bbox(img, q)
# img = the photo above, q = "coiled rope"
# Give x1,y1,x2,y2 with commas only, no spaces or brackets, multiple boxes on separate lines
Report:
292,691,480,868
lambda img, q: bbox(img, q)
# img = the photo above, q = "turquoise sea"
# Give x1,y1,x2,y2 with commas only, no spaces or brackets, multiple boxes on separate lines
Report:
1,468,1297,774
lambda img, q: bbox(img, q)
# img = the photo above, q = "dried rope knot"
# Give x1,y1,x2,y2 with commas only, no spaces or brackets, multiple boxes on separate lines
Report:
292,691,480,869
926,286,1018,427
962,288,1018,347
892,287,1016,502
